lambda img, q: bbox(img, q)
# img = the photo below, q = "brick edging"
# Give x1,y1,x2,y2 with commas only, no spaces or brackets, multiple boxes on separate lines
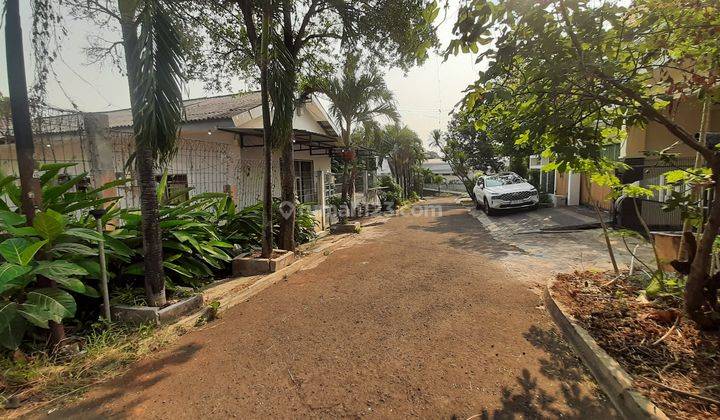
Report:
544,279,669,420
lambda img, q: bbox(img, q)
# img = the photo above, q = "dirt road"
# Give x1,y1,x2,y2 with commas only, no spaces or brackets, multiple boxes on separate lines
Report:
51,198,616,418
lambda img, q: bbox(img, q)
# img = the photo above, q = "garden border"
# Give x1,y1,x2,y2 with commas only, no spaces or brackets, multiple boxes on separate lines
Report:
544,277,669,420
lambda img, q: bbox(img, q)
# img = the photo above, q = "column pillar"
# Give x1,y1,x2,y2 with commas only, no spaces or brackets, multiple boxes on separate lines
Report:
316,170,326,230
83,113,116,198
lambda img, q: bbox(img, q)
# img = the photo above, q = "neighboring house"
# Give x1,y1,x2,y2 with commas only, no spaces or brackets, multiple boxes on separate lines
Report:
420,158,480,183
421,159,455,181
0,92,345,229
531,96,720,229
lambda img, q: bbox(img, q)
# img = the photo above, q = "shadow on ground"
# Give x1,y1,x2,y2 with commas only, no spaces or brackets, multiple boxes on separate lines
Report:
406,203,524,258
461,326,615,419
44,343,202,419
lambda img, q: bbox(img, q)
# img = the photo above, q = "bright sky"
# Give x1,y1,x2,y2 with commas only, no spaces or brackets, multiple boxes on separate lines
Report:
0,4,483,150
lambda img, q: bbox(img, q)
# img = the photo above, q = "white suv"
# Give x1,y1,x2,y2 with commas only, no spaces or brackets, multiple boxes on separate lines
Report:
473,172,539,215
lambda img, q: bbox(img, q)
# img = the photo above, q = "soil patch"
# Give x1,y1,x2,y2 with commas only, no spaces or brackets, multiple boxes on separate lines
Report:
552,270,720,419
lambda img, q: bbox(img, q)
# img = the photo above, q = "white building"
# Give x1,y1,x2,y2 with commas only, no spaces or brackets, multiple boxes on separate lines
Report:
0,92,343,229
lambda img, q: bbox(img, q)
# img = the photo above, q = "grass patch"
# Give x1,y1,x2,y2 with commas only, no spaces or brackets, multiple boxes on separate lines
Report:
1,321,186,415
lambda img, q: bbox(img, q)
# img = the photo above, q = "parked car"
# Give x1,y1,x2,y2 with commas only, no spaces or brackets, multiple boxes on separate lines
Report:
473,172,539,215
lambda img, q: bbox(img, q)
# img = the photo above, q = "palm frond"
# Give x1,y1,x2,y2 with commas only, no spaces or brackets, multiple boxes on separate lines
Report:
132,0,185,166
308,52,398,146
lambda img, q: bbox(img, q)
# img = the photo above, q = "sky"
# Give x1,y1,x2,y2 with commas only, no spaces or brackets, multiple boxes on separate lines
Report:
0,4,483,150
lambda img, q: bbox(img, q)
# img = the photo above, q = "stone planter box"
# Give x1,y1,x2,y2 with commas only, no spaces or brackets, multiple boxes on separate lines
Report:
110,294,204,326
232,249,294,276
330,222,360,234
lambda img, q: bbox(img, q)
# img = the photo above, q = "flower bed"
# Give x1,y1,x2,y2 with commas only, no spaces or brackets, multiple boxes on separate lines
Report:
551,271,720,419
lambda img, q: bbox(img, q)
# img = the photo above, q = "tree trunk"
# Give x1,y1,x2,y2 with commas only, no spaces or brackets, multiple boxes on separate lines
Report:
259,6,273,259
119,3,166,307
278,140,295,251
137,144,166,306
5,0,66,345
686,165,720,330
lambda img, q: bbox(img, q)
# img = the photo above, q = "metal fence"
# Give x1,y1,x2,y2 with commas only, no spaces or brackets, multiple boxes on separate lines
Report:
110,129,239,209
235,158,281,208
1,109,340,223
0,107,91,179
634,157,698,229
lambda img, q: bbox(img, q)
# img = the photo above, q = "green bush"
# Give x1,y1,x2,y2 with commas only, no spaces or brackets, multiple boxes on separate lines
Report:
0,164,320,349
378,175,402,209
0,163,127,350
218,198,317,251
112,192,233,290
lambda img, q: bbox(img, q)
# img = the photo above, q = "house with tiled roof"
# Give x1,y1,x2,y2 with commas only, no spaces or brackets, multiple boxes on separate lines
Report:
0,92,348,230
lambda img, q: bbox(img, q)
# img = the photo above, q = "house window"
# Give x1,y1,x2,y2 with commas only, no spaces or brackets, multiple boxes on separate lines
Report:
294,160,314,203
156,174,189,204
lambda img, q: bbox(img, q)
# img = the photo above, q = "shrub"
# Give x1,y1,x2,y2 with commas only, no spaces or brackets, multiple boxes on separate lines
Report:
112,193,233,290
218,198,317,251
377,175,402,209
0,164,129,350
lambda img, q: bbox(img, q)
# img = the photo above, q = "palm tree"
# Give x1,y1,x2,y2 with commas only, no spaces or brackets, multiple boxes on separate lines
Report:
118,0,185,306
232,1,295,256
377,124,425,197
309,54,399,207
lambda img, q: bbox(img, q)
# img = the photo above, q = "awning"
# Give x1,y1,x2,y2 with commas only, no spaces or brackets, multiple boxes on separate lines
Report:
218,127,340,155
218,127,378,158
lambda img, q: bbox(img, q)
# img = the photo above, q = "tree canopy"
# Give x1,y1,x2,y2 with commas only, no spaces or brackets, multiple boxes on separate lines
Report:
448,0,720,328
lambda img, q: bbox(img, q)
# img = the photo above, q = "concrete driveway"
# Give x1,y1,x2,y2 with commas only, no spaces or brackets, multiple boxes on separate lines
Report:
469,203,654,279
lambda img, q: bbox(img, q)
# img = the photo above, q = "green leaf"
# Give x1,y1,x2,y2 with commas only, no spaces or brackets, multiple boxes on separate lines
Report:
5,225,39,237
163,261,193,278
157,170,169,203
0,263,33,292
645,278,662,298
0,174,18,192
42,172,88,202
0,238,48,266
123,263,144,276
0,210,25,227
76,260,102,280
33,210,67,242
81,285,100,298
62,228,104,242
208,240,233,249
38,163,77,185
33,260,89,283
0,302,26,350
103,234,134,258
50,242,98,257
18,288,76,328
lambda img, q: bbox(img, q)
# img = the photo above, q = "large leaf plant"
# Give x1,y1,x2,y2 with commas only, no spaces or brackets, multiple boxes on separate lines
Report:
0,163,129,349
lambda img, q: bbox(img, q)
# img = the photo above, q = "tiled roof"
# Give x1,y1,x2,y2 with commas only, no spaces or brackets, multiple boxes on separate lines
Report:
103,92,262,128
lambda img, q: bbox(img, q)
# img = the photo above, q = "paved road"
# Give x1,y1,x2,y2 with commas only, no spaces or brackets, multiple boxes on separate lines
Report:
51,197,616,418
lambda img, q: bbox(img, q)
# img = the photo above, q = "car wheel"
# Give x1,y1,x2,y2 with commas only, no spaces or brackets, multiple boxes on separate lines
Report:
483,198,495,216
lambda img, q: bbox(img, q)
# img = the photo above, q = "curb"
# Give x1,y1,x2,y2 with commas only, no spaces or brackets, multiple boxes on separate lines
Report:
544,279,669,420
